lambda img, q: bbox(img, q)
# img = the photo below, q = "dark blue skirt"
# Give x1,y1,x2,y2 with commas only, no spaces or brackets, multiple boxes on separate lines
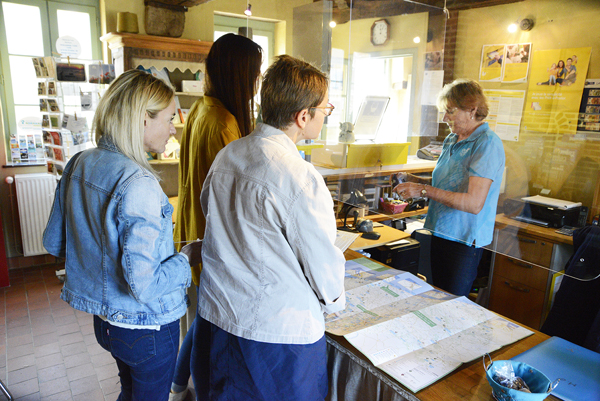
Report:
192,315,328,401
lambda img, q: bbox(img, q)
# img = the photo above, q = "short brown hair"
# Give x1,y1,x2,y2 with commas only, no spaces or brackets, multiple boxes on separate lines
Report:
260,55,328,130
437,79,489,121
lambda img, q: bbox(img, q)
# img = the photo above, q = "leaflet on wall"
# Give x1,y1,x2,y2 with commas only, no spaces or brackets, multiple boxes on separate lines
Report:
502,43,531,83
483,89,526,141
479,44,505,82
479,43,531,83
523,47,591,135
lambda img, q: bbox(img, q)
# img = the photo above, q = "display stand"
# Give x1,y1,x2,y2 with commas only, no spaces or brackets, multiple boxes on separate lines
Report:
36,57,101,177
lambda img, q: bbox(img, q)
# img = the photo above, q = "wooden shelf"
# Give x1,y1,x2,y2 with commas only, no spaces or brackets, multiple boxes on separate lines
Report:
100,32,212,73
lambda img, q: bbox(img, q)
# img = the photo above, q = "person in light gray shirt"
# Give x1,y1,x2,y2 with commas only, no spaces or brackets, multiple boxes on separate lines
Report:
192,55,346,401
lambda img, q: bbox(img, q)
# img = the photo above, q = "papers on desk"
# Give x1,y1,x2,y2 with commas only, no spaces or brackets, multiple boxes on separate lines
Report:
404,217,424,235
522,195,582,210
335,230,360,252
325,258,534,393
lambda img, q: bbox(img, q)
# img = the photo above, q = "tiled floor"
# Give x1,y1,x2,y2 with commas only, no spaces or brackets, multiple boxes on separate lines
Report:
0,263,121,401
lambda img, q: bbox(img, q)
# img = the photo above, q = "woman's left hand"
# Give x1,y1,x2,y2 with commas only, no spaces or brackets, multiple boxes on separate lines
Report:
393,182,424,200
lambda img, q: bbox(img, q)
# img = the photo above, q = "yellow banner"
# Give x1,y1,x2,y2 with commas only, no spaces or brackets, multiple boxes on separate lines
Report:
523,47,591,135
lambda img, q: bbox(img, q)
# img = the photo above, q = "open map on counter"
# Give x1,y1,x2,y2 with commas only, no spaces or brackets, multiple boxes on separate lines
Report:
325,258,534,393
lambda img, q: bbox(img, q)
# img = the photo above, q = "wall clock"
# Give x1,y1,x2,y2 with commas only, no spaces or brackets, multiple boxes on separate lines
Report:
371,19,390,46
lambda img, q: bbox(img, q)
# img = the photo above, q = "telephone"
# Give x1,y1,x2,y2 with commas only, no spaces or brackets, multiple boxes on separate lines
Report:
417,142,443,160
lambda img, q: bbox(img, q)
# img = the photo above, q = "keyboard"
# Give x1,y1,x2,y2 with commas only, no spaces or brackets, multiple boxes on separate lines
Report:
511,215,550,227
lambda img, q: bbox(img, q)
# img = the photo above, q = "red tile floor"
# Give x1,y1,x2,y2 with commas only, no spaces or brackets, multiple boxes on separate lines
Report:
0,263,120,400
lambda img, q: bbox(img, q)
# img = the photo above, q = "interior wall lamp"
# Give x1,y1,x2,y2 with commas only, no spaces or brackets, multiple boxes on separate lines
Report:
244,4,252,17
508,18,534,33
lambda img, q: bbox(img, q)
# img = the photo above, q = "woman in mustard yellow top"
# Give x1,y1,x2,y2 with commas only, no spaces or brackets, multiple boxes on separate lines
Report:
169,33,262,401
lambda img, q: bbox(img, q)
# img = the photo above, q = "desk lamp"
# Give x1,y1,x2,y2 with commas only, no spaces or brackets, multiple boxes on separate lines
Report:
339,189,369,232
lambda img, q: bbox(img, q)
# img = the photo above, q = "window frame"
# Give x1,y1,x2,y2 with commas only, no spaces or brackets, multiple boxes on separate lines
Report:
0,0,100,163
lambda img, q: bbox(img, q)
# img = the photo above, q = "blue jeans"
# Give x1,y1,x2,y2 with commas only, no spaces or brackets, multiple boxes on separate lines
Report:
94,315,180,401
171,318,195,393
430,235,483,296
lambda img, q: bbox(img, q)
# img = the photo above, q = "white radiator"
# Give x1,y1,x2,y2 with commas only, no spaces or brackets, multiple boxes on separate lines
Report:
14,173,57,256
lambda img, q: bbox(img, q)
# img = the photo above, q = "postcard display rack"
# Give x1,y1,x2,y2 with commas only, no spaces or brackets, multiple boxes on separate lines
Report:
34,56,104,177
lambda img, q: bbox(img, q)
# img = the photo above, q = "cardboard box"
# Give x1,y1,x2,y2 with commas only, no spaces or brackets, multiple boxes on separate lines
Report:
311,142,410,168
181,80,203,93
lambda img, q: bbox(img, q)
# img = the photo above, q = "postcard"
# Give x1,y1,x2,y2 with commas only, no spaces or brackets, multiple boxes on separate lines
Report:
50,115,60,129
48,99,60,112
39,99,48,112
50,131,62,146
56,62,86,82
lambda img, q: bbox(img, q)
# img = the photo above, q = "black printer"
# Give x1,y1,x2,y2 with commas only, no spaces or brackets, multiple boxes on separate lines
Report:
503,196,581,228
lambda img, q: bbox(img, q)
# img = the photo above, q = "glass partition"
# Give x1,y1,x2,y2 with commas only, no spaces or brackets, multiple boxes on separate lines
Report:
288,0,600,304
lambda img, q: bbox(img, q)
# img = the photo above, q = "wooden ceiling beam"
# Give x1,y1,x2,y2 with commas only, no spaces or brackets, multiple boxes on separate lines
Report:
328,0,524,23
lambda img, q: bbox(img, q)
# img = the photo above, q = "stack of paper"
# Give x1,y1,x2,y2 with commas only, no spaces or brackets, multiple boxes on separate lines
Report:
521,195,582,210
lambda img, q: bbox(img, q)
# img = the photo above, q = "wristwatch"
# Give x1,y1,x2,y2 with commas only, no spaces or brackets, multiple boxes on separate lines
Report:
421,184,428,198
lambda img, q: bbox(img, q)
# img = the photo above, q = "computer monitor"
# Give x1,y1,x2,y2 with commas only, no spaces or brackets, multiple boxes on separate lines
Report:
353,96,390,142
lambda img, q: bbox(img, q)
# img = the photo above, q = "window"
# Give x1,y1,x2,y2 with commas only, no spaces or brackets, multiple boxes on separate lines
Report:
0,0,100,163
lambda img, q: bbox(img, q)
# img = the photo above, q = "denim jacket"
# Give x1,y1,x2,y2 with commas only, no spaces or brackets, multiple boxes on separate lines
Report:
43,136,191,326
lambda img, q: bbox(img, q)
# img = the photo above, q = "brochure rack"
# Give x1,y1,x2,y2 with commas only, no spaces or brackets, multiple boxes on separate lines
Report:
35,57,105,177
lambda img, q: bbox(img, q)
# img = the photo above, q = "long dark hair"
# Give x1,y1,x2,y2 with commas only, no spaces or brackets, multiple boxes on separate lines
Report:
557,60,565,69
204,34,263,137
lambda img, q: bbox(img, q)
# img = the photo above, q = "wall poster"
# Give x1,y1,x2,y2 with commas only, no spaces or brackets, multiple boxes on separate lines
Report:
523,47,592,135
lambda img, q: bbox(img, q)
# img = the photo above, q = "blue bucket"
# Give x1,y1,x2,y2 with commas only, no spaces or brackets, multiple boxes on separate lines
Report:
484,355,558,401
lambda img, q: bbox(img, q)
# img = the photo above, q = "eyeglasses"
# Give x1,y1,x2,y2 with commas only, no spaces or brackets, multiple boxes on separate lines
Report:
311,103,335,117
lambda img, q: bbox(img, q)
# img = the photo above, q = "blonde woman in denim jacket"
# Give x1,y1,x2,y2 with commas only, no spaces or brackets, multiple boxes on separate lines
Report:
43,70,202,401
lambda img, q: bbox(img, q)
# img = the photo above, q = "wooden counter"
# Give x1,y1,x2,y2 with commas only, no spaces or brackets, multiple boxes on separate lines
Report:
494,214,574,246
348,225,410,251
314,155,436,181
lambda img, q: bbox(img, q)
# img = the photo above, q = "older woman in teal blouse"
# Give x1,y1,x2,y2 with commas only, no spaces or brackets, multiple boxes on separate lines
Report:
393,79,505,296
